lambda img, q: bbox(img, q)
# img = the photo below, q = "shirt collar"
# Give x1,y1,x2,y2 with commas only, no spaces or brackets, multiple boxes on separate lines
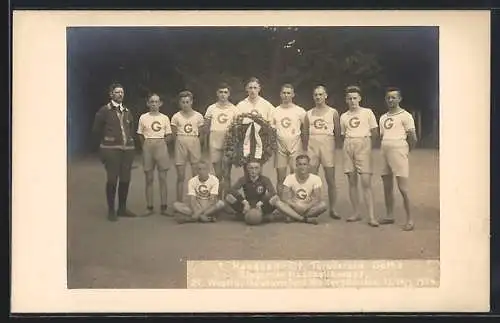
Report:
111,100,125,111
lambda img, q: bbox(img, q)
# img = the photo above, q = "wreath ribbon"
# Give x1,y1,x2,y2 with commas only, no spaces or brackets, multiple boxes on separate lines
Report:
241,117,263,159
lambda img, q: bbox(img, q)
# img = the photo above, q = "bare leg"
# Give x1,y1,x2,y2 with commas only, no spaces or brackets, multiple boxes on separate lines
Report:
269,196,305,222
145,170,155,209
158,170,169,214
396,176,414,231
173,201,193,216
380,175,395,224
176,165,186,202
324,166,340,219
201,200,226,222
276,167,288,198
360,173,378,226
213,160,224,196
304,201,328,218
173,201,198,224
346,172,361,222
224,162,232,198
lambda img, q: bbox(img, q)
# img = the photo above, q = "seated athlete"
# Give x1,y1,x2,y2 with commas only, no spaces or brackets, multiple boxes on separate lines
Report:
173,160,226,223
225,160,311,224
281,154,328,224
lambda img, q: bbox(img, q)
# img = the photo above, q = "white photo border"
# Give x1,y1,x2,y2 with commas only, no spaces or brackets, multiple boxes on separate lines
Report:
11,10,490,313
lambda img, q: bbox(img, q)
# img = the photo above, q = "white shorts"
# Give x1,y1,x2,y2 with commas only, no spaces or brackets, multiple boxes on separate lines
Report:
381,140,410,178
343,137,373,174
275,136,304,169
308,135,336,168
209,131,226,163
175,136,201,166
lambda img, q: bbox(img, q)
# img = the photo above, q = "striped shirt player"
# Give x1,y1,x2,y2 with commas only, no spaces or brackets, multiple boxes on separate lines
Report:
340,107,378,174
379,109,416,178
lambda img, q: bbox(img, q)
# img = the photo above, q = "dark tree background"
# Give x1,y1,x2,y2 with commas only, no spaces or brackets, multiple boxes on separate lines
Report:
67,26,439,157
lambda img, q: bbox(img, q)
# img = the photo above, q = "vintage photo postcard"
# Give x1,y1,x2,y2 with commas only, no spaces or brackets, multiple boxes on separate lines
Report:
11,10,490,313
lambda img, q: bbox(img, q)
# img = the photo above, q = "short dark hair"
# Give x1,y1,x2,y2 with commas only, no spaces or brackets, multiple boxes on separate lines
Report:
281,83,294,91
345,85,362,96
246,159,263,166
386,87,402,96
109,83,124,93
217,82,231,92
295,154,310,164
246,77,261,87
178,90,194,100
314,85,328,94
146,92,162,101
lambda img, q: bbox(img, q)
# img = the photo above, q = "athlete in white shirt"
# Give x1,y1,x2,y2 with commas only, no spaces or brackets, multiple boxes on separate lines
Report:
236,77,274,122
173,161,225,223
379,87,418,231
137,93,173,216
302,85,341,220
340,86,379,227
271,84,307,197
281,154,327,224
171,91,204,202
203,83,239,197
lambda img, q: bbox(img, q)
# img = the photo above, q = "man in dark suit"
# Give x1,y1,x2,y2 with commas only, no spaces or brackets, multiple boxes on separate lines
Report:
92,83,141,221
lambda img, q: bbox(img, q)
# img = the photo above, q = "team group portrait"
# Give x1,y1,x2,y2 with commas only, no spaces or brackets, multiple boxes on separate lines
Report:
67,26,440,289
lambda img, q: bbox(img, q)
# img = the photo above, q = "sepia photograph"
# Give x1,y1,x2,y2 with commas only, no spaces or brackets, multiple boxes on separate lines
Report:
66,26,440,289
12,10,489,313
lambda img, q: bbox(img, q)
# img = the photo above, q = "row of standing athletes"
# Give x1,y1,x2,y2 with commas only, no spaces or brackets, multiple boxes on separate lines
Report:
92,77,417,231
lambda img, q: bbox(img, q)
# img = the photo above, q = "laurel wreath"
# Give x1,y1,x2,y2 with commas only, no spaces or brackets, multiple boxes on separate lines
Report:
223,113,278,167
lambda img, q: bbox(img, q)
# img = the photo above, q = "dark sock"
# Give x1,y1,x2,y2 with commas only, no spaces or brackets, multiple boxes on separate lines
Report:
160,204,167,211
106,182,117,212
118,181,130,211
147,205,154,211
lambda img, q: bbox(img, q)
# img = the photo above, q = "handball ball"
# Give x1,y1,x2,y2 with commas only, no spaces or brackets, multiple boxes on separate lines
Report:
245,207,263,225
